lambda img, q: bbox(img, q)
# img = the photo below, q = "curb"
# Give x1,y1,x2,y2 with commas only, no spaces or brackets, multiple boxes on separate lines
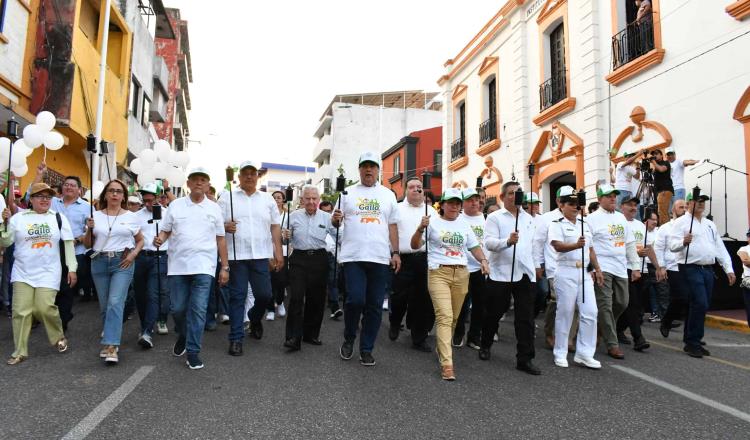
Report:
705,314,750,334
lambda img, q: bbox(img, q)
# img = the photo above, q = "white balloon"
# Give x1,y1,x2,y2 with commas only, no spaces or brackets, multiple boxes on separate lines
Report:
92,180,105,199
0,137,10,158
43,131,65,150
130,158,144,175
22,124,44,148
12,163,28,177
175,150,190,167
155,140,171,162
11,144,29,168
128,142,146,157
139,149,157,166
138,170,156,186
171,169,187,187
166,149,179,166
36,111,57,132
0,161,8,173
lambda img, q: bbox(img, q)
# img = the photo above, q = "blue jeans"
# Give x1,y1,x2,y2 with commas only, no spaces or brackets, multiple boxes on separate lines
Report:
133,253,169,336
327,252,340,312
169,274,212,354
91,254,136,346
680,264,714,348
343,262,389,353
228,259,272,342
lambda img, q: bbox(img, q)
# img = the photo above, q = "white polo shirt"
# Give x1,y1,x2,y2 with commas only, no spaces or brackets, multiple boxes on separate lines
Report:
484,208,536,282
161,195,225,276
217,188,280,260
339,183,399,265
135,206,169,252
549,216,593,268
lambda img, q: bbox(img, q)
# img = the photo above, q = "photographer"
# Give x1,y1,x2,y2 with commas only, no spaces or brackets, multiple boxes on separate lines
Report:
645,149,672,225
614,152,641,210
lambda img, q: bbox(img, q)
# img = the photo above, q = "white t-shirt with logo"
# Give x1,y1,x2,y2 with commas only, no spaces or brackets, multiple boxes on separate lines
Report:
628,219,652,273
460,212,486,273
339,184,399,265
615,164,637,192
92,210,140,252
8,210,74,290
671,160,686,190
586,208,635,278
426,216,480,270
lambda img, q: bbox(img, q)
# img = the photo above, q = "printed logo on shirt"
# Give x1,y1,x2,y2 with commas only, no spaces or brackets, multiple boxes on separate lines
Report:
633,230,644,241
440,230,465,257
607,223,626,247
356,198,382,224
470,225,484,244
25,222,53,249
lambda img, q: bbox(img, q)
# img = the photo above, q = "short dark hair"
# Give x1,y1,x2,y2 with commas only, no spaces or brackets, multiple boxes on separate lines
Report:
319,200,333,210
64,176,82,187
501,181,520,195
209,186,217,195
588,201,600,213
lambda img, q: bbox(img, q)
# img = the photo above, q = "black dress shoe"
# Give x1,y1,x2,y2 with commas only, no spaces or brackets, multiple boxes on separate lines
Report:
302,337,322,346
685,345,703,358
633,337,650,352
388,325,399,341
228,341,243,356
412,341,432,352
249,321,263,340
478,348,491,361
617,332,632,345
516,360,542,375
659,324,670,338
284,338,301,351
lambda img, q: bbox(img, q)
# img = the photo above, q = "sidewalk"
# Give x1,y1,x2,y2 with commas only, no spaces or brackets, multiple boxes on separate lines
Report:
706,309,750,334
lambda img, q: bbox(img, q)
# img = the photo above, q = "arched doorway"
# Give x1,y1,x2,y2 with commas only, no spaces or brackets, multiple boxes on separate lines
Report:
546,171,575,212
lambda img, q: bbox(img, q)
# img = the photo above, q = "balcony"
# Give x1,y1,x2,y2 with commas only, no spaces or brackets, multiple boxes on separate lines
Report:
152,55,169,97
448,137,468,171
611,18,656,71
312,134,332,163
477,118,499,156
538,72,567,113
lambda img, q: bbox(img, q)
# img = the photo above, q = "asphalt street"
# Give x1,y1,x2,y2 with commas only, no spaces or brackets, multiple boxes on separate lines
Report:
0,299,748,439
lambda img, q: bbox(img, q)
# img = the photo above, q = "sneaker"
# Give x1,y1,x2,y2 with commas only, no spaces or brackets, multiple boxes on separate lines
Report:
56,337,69,353
573,355,601,369
99,345,118,358
388,325,399,341
340,340,354,360
382,299,389,311
138,333,154,349
649,314,661,323
277,303,286,317
266,311,275,321
186,353,204,370
441,365,456,381
359,352,376,366
156,321,168,335
451,333,464,347
330,309,343,320
172,337,186,357
554,357,569,368
219,314,230,324
104,346,119,364
466,339,481,350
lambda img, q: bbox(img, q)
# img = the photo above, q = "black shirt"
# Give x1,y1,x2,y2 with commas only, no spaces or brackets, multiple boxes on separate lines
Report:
653,160,673,193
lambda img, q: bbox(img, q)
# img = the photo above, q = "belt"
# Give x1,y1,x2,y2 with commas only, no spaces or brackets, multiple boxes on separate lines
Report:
438,264,466,269
91,251,125,258
679,263,713,269
401,252,426,258
557,261,585,268
144,250,167,256
294,249,326,256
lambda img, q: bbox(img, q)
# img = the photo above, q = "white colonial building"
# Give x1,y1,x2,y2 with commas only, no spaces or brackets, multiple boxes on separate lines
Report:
311,91,442,193
439,0,750,238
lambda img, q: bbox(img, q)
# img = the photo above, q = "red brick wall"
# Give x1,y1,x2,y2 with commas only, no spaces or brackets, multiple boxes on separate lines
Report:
153,9,183,143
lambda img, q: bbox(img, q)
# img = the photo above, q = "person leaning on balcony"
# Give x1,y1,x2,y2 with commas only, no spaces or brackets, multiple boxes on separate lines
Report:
635,0,652,24
1,183,77,365
411,188,489,381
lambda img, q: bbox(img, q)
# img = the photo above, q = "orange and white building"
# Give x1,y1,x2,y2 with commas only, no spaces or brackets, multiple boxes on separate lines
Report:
439,0,750,237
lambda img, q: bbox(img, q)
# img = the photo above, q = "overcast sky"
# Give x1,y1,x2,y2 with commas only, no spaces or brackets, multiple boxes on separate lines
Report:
169,0,502,182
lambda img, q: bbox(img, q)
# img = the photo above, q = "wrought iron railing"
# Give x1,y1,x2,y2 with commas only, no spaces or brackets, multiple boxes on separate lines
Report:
479,118,497,145
450,138,465,162
539,72,567,112
611,17,655,71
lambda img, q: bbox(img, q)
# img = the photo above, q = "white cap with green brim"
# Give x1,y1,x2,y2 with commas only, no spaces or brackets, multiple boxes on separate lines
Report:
597,183,620,197
462,188,479,200
441,188,464,202
524,192,540,204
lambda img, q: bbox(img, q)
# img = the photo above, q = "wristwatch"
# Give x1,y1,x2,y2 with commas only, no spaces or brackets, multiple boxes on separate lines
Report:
391,251,400,256
221,266,230,272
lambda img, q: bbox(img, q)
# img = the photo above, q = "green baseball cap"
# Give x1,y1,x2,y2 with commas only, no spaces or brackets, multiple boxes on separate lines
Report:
441,188,464,202
556,185,575,199
462,188,479,200
686,192,709,202
524,192,540,204
596,183,620,197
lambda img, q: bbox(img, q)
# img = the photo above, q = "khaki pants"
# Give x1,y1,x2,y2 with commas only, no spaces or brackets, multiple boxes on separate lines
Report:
657,191,672,225
594,273,629,348
428,266,470,367
12,282,64,358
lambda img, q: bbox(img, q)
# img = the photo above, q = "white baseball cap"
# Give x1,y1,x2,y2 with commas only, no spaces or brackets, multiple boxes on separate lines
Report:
665,146,676,155
524,192,540,204
441,188,464,202
556,186,575,198
462,188,479,200
127,196,142,205
239,160,262,171
138,182,159,195
187,167,211,180
358,151,381,167
597,183,620,197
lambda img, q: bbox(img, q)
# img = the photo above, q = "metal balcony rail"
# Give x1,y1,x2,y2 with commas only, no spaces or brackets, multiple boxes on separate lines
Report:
450,138,465,162
538,72,567,112
479,118,497,145
611,17,655,70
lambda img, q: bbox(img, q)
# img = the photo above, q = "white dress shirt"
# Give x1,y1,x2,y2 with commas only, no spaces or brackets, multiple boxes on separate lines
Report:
161,196,225,276
549,216,593,268
135,206,169,251
586,208,638,278
484,208,536,283
288,208,338,251
218,189,281,260
397,201,436,254
532,208,562,278
460,212,486,273
669,214,733,274
653,220,678,271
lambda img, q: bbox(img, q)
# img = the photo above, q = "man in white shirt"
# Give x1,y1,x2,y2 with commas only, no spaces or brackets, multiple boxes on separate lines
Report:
482,181,541,375
669,192,736,358
154,167,230,370
665,146,699,203
453,188,486,350
653,200,688,338
133,183,170,348
337,152,400,367
219,160,283,356
389,177,436,352
587,184,640,359
614,152,641,210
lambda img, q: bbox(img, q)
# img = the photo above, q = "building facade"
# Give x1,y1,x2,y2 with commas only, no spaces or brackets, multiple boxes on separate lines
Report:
440,0,750,238
311,91,442,193
257,162,316,203
381,126,443,200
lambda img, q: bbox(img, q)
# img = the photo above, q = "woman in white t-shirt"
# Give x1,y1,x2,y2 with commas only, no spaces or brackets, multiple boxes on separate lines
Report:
1,183,77,365
411,188,489,381
83,179,144,365
737,229,750,327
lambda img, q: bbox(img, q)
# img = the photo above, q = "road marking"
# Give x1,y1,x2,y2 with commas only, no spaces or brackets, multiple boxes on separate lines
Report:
62,366,155,440
649,340,750,372
709,343,750,348
611,365,750,424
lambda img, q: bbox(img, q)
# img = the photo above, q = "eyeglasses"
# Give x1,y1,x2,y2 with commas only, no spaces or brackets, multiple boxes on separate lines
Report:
62,183,79,188
106,188,124,195
32,195,53,200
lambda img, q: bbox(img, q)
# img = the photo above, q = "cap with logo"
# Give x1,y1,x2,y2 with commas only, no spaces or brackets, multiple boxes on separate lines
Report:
596,183,620,198
239,160,261,171
556,185,575,199
358,151,381,168
138,182,159,195
440,188,464,202
187,167,211,180
462,188,479,200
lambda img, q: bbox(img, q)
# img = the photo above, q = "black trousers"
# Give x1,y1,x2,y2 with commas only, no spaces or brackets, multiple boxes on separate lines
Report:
285,251,328,340
617,270,644,340
454,270,486,344
481,275,535,362
56,254,89,331
663,269,688,339
390,253,434,344
268,257,289,311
